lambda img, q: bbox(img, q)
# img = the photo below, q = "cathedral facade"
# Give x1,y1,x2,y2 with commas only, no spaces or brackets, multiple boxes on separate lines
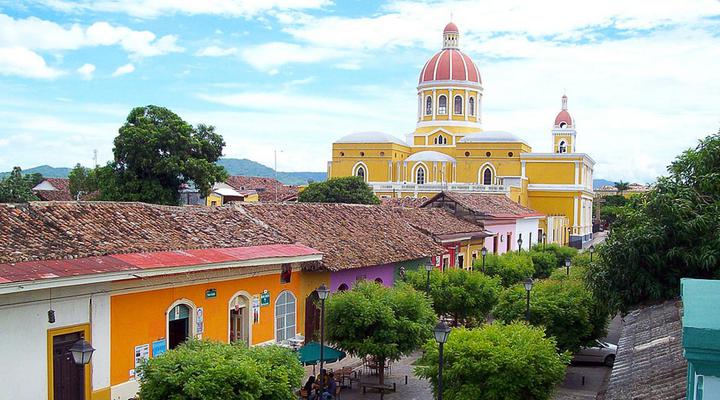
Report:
327,22,594,247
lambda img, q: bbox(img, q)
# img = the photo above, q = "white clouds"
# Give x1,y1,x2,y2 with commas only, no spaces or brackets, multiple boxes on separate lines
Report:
77,63,95,79
111,63,135,77
0,47,63,79
195,45,238,57
33,0,332,19
240,42,343,71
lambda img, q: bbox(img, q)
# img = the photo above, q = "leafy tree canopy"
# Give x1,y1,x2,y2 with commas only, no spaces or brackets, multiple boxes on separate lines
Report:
68,163,98,198
479,252,534,286
588,131,720,313
614,180,630,193
98,106,228,205
0,167,39,203
138,340,303,400
416,323,569,400
325,280,434,385
528,250,557,279
404,268,501,326
298,176,380,204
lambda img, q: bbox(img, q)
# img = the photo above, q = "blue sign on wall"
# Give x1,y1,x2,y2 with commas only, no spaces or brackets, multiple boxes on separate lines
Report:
152,339,167,357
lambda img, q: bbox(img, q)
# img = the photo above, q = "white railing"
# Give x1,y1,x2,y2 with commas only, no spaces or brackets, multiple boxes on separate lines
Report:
370,182,508,194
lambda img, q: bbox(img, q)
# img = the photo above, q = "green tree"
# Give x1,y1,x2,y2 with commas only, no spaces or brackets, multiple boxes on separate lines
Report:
415,323,570,400
588,131,720,313
534,243,578,268
614,180,630,195
0,167,39,203
98,106,228,205
325,280,434,386
493,272,608,352
528,250,557,278
138,340,303,400
298,176,380,204
481,252,534,286
68,164,98,199
404,268,501,326
603,194,628,207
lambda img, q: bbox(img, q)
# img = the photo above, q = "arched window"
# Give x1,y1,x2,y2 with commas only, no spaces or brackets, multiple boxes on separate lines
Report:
468,97,475,116
338,283,349,292
437,134,444,145
443,136,448,144
425,96,432,115
438,95,447,115
483,168,493,185
559,140,567,153
559,122,567,128
374,278,384,284
356,166,365,180
416,166,426,185
168,303,192,350
454,95,463,114
275,291,296,342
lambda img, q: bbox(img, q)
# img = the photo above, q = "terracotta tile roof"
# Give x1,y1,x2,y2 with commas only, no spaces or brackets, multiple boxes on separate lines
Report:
235,203,445,271
380,197,426,208
0,201,291,264
225,176,299,202
424,191,544,219
603,301,686,400
34,189,73,201
387,207,489,238
45,178,70,192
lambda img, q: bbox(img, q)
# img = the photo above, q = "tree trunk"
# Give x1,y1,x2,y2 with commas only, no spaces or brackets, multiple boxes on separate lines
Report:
378,357,386,386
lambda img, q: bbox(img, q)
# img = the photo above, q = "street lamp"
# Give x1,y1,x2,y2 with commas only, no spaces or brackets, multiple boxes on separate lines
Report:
523,278,534,321
565,257,572,276
316,284,330,390
433,321,451,400
542,233,547,251
517,235,523,252
480,247,487,273
425,260,434,294
589,245,595,262
69,339,95,365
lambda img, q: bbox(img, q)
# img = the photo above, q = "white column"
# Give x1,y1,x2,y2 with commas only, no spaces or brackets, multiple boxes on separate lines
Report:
573,196,578,232
574,161,580,185
388,160,392,182
464,89,468,121
521,160,526,179
432,89,437,119
452,162,457,183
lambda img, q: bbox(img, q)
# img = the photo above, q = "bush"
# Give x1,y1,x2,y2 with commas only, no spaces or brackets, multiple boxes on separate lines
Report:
529,250,557,278
571,252,592,268
482,252,534,286
493,276,607,353
138,340,303,400
298,176,380,204
404,268,501,326
416,322,570,400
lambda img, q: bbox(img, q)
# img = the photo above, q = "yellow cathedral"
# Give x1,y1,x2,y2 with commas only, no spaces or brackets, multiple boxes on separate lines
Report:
327,22,595,248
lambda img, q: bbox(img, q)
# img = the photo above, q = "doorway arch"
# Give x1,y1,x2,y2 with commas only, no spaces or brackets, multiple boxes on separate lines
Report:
228,291,252,346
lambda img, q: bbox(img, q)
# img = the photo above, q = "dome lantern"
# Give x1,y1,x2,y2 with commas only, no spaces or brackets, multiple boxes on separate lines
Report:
443,22,459,49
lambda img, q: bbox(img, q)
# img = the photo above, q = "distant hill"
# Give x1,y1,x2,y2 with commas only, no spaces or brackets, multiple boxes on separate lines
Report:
0,165,72,179
593,179,616,189
1,159,326,185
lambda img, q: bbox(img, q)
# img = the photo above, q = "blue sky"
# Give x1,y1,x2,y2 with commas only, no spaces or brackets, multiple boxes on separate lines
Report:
0,0,719,183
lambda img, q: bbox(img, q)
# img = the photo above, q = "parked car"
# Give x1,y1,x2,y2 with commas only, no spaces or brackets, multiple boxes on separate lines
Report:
573,340,617,366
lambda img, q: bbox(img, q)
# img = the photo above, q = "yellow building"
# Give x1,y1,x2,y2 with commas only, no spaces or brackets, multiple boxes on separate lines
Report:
327,22,595,247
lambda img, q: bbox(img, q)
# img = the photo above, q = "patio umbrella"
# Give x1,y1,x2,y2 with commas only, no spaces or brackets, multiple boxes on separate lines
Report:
297,341,346,366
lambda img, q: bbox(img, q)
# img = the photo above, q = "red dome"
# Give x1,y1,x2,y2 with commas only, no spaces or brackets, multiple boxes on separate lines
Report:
554,110,573,127
443,22,459,33
419,49,481,84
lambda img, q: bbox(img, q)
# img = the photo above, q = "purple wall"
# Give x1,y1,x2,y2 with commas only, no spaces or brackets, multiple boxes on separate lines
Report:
484,222,517,255
330,263,395,292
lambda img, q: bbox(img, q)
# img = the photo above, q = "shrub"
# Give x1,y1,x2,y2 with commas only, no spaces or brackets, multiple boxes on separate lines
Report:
416,322,570,400
536,243,578,267
483,252,534,286
138,340,303,400
404,268,501,326
529,250,557,278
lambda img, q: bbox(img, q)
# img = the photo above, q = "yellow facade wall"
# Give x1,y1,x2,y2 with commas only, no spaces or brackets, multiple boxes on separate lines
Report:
525,162,575,185
206,193,222,206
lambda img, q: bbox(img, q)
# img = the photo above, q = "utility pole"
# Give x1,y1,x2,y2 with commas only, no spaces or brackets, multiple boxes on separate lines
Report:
93,149,98,167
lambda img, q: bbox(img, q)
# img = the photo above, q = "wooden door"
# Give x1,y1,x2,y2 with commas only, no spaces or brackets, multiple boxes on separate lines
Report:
53,331,85,400
304,292,320,342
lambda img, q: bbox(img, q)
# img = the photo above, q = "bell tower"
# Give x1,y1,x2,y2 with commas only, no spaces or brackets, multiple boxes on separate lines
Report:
552,95,576,153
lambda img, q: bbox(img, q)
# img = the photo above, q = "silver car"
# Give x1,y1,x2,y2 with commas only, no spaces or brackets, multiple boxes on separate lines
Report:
573,340,617,366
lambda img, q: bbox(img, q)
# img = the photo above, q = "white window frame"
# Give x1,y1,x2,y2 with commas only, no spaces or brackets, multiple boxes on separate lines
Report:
438,95,447,115
454,95,463,115
425,96,433,115
468,97,475,116
274,291,297,342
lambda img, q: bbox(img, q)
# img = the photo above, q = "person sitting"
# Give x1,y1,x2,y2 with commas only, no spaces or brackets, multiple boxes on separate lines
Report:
322,372,337,400
303,376,316,400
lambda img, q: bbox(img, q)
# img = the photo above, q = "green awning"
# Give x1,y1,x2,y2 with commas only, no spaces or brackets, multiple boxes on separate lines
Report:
297,342,346,366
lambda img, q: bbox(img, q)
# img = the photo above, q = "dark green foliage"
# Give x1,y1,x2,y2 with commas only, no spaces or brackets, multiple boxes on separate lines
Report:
0,165,70,179
137,340,303,400
98,106,228,205
614,181,630,194
298,176,380,204
493,271,608,353
480,252,534,286
599,205,624,226
404,269,501,326
68,164,98,198
603,195,628,207
588,131,720,313
528,250,557,278
0,167,39,203
415,323,570,400
325,281,434,385
534,243,578,268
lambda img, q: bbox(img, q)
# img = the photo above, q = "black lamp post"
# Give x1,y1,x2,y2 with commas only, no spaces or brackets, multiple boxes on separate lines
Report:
425,260,434,294
523,278,534,321
589,245,595,262
69,339,95,365
433,321,451,400
565,257,572,276
517,234,523,252
542,233,547,251
480,247,487,273
316,284,330,389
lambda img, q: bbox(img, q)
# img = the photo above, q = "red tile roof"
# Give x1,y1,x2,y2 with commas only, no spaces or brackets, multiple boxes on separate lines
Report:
225,176,299,202
236,203,445,271
34,189,73,201
387,207,489,238
0,201,291,264
380,197,426,208
423,192,544,219
0,244,320,284
45,178,70,192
